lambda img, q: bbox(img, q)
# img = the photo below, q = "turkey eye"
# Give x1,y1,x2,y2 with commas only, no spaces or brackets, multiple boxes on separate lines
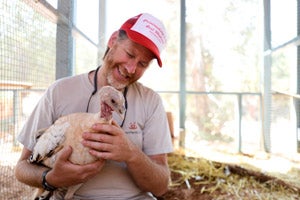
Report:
111,99,116,104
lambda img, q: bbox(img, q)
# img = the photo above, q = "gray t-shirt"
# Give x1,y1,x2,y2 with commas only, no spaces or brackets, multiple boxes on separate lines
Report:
17,72,173,200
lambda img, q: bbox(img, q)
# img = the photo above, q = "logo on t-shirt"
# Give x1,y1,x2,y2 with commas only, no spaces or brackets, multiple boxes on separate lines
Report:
129,122,137,130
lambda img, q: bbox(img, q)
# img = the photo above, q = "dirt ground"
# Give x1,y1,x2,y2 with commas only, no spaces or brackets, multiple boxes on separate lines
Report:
159,153,300,200
160,166,300,200
0,165,33,200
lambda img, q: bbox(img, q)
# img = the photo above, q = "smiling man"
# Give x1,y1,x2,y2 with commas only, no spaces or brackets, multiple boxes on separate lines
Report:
15,13,173,200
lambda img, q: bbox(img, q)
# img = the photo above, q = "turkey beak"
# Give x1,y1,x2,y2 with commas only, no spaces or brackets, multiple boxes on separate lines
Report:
117,104,126,120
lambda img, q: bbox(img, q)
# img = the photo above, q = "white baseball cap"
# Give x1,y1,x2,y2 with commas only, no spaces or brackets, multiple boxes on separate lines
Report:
119,13,167,67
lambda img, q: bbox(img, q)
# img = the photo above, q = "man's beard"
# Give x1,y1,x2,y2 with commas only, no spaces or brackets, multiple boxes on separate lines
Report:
107,70,127,90
104,52,130,90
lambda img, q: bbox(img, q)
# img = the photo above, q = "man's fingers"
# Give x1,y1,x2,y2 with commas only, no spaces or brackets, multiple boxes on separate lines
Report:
57,146,72,161
111,120,121,128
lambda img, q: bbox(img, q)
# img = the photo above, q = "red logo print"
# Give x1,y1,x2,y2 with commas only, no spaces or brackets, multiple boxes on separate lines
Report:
129,122,137,130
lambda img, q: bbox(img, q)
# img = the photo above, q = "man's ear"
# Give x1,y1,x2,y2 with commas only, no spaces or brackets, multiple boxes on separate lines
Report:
107,31,118,48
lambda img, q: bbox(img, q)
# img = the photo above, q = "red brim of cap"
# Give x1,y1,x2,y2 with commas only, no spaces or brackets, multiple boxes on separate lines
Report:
124,30,163,67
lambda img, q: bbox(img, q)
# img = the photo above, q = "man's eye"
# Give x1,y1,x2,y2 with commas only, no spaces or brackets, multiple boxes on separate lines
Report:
139,62,148,68
127,52,134,58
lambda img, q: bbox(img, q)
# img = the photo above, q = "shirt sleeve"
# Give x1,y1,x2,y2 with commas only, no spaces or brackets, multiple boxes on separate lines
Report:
17,87,55,151
142,92,173,155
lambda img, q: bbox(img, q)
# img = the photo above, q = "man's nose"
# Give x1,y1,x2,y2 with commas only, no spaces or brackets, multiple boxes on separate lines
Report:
125,64,137,74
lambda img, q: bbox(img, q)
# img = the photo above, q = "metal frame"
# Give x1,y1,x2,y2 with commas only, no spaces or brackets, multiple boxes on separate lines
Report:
23,0,300,153
297,0,300,152
262,0,272,152
179,0,187,148
263,0,300,152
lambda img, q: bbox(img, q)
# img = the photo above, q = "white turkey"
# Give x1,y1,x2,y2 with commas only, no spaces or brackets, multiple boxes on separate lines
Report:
28,85,126,200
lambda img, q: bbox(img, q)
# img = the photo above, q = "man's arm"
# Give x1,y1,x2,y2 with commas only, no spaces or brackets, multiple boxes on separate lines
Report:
15,148,48,188
15,146,105,189
127,152,170,196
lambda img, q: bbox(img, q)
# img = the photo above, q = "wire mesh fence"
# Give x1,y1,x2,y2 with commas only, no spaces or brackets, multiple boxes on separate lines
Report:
0,0,97,199
0,0,299,200
1,0,56,199
0,0,100,198
270,93,298,154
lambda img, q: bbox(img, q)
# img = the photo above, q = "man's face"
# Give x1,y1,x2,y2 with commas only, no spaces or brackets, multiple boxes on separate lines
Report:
102,38,155,90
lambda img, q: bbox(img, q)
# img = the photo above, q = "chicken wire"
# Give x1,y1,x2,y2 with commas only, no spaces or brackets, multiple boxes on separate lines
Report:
0,0,99,198
1,0,299,199
1,0,56,199
270,93,298,154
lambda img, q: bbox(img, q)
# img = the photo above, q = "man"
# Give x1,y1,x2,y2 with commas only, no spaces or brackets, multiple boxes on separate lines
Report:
15,13,173,199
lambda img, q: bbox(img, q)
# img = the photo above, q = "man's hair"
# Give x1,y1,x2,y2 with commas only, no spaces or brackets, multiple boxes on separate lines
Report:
103,30,128,59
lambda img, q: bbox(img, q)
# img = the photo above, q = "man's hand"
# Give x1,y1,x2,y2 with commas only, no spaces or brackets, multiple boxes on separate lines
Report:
46,146,106,188
81,121,136,162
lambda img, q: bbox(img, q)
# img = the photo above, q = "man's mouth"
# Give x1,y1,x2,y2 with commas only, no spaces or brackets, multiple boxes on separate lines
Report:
117,67,130,80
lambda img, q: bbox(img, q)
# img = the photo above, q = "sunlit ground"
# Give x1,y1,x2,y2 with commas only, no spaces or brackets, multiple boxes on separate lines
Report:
174,121,300,189
0,143,21,166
